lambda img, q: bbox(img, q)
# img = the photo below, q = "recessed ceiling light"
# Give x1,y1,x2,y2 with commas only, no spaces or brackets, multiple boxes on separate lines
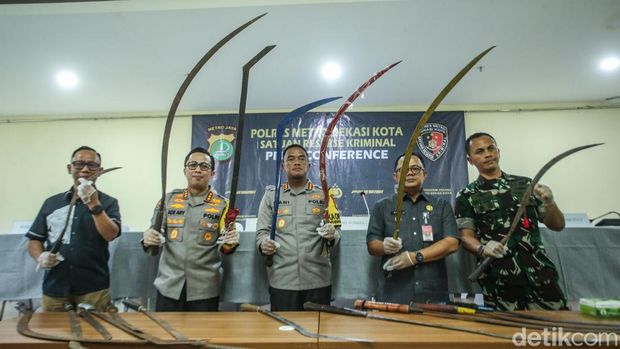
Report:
321,62,342,81
56,70,79,88
599,57,620,71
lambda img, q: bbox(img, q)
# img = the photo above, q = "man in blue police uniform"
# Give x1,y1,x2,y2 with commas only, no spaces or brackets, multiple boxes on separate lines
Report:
367,153,460,304
26,146,121,311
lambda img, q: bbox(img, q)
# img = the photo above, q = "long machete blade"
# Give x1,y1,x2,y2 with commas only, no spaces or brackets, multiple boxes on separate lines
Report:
122,299,188,340
394,46,495,240
319,61,402,208
150,13,267,255
240,303,371,342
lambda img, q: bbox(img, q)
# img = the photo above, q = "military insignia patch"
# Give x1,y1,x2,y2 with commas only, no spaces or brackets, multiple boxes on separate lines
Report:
416,123,448,162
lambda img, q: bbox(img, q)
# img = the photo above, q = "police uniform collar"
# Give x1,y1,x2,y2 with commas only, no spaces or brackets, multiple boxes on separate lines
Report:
282,180,314,192
183,186,216,203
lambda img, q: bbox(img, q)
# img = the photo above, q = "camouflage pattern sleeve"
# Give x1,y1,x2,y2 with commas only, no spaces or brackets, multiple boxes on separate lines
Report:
454,188,476,231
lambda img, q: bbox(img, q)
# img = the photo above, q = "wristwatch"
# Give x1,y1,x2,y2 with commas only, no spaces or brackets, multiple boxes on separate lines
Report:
415,251,424,265
89,205,104,216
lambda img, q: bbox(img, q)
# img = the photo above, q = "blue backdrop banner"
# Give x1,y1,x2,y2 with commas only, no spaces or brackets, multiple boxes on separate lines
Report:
192,111,468,219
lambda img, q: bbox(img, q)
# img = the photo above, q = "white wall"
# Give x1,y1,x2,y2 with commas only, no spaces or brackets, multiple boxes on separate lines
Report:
1,107,618,234
0,116,191,234
464,108,619,219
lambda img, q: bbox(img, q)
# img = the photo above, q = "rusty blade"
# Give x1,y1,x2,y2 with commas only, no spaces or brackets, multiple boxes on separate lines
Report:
394,46,495,240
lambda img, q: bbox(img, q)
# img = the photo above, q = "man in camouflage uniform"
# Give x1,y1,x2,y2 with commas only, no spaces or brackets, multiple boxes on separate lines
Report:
455,133,567,311
256,144,340,311
142,147,239,311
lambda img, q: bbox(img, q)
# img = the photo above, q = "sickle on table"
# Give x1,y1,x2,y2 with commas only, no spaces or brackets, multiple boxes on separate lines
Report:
317,61,401,255
265,96,341,267
393,46,495,241
147,13,267,255
468,142,604,281
240,303,371,342
224,45,276,252
122,298,188,340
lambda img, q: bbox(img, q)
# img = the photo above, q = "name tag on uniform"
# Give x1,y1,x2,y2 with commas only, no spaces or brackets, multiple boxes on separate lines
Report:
422,225,434,242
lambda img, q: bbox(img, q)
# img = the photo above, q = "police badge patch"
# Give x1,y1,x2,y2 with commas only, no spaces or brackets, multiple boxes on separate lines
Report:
416,123,448,161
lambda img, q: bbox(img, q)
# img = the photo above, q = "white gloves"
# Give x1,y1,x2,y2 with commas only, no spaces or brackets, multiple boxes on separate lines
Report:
37,251,63,270
316,223,339,240
260,237,280,256
534,183,554,205
382,237,402,255
383,251,414,271
219,228,240,245
480,240,508,258
77,178,96,204
142,228,165,247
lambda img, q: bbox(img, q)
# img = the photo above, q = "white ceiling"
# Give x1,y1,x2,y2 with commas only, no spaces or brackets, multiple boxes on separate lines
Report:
1,0,619,118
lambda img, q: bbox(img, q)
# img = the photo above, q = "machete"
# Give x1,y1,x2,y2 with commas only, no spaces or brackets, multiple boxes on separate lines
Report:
122,298,188,340
468,143,604,280
224,44,276,252
318,61,401,256
394,46,495,240
148,13,267,256
76,304,112,340
304,301,517,341
64,303,82,339
240,303,371,342
354,299,620,333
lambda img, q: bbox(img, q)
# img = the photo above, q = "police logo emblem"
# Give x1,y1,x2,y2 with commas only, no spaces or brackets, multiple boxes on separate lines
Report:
416,123,448,161
207,132,235,162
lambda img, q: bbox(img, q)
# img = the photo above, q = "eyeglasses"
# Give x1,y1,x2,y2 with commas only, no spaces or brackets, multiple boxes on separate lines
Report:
71,161,100,171
396,166,424,175
185,161,212,171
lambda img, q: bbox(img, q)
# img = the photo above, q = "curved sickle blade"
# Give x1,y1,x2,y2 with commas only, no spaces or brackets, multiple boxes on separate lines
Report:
319,61,402,205
394,46,495,240
153,13,267,236
265,96,341,267
469,142,604,281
